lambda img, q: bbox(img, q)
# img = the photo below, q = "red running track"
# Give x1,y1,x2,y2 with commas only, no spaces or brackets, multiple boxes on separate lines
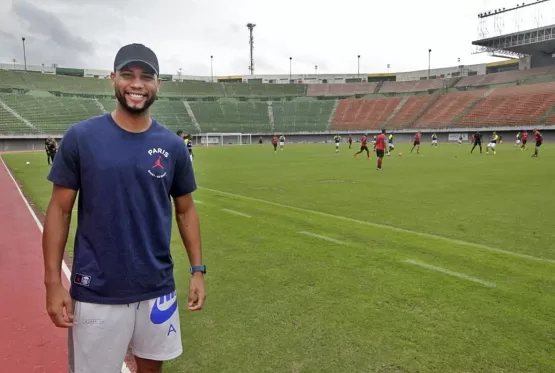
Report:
0,157,69,372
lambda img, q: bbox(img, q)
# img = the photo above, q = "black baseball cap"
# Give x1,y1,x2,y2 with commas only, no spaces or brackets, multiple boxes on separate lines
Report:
114,43,159,76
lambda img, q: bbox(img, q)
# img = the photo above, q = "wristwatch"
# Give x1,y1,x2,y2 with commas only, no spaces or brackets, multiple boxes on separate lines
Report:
190,265,206,274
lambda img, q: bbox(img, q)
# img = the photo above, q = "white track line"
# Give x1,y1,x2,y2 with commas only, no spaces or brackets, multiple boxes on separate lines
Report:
221,208,251,218
0,157,133,373
404,259,496,288
298,231,347,245
200,187,555,265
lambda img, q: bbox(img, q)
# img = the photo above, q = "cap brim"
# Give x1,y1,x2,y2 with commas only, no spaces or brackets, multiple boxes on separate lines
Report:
115,59,158,75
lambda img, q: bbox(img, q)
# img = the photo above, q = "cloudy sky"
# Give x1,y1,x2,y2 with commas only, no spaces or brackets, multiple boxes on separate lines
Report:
1,0,555,77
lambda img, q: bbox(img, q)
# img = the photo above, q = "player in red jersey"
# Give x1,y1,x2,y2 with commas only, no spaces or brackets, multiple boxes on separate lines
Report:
258,136,263,146
354,134,370,159
410,132,422,154
348,134,353,149
521,130,528,150
532,128,543,157
374,129,387,171
272,135,278,152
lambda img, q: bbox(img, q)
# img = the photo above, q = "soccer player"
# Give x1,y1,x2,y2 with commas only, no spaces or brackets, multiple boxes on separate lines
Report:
258,136,263,146
279,134,285,150
471,131,482,154
45,137,58,165
348,134,352,149
42,43,206,373
486,131,499,155
333,134,341,153
431,132,438,147
532,128,543,157
515,131,521,147
457,135,463,145
374,129,387,171
185,134,194,162
272,135,278,152
521,130,528,150
387,132,395,155
354,134,370,159
410,132,422,154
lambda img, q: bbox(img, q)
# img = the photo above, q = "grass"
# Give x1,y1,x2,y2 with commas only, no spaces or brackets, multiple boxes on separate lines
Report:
3,141,555,373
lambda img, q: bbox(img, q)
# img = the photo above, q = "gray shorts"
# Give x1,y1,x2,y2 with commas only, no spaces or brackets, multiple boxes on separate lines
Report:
69,290,182,373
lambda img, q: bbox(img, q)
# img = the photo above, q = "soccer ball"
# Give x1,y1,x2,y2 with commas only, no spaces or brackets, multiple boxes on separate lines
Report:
398,152,403,156
25,161,30,165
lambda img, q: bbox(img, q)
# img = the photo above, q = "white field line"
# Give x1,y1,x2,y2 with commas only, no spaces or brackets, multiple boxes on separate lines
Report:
199,186,555,265
0,157,133,373
194,199,204,204
404,259,497,288
298,231,347,245
221,208,251,218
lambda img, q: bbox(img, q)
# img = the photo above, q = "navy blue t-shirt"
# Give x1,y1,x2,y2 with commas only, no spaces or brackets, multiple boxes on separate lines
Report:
47,113,197,305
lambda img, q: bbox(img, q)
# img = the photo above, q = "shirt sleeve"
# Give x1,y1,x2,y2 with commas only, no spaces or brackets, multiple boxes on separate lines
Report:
170,142,197,198
47,126,81,191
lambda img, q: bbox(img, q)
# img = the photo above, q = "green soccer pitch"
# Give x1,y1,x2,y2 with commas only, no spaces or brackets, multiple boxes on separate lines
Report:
3,141,555,373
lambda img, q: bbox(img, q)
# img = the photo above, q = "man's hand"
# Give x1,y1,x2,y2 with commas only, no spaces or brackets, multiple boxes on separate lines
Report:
188,273,206,311
45,283,74,328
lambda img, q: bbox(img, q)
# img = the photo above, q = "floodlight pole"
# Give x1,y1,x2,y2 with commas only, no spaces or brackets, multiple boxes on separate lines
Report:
210,55,213,82
22,37,27,71
247,23,256,76
357,55,360,78
427,49,432,80
289,57,292,82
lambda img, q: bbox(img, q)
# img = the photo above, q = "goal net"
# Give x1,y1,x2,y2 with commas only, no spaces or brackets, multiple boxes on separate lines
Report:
196,133,252,147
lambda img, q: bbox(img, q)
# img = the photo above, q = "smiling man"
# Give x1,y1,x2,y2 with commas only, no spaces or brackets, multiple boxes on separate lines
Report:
42,43,206,373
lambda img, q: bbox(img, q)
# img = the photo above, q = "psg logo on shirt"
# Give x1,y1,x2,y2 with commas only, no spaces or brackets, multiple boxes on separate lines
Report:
147,147,169,179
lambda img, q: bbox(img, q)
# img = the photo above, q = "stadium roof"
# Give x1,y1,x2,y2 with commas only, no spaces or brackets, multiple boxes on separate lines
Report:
472,24,555,57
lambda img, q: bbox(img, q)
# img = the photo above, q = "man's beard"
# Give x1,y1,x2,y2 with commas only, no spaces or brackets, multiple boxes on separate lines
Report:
115,89,156,115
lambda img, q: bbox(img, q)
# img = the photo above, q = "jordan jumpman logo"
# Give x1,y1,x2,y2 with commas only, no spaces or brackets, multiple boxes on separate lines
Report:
152,156,164,169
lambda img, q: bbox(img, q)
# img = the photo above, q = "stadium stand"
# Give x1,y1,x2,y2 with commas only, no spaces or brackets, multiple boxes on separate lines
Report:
455,66,555,88
330,97,404,131
2,65,555,135
272,101,335,132
0,70,306,98
307,83,379,97
412,90,487,129
454,81,555,127
379,79,444,94
188,101,270,133
385,94,440,129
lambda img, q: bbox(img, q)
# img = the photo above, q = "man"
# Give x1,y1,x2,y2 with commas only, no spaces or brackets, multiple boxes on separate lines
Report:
410,132,422,154
515,131,521,147
386,132,395,155
348,134,352,149
431,132,438,147
521,130,528,150
374,129,387,171
176,130,193,163
354,133,370,159
42,43,206,373
532,128,543,158
45,137,58,166
185,134,194,162
272,135,278,152
279,134,286,150
333,134,341,153
471,130,482,154
486,131,499,155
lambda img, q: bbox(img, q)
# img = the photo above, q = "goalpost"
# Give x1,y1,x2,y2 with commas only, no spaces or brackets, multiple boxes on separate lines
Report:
197,132,253,147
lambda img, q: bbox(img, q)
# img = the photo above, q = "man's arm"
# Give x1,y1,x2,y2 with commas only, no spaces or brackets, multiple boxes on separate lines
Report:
43,185,77,286
174,194,202,267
